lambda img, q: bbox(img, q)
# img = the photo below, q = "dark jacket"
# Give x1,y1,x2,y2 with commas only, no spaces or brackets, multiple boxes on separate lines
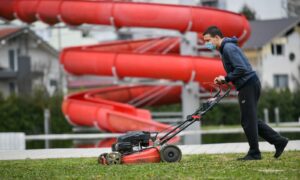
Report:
219,37,256,90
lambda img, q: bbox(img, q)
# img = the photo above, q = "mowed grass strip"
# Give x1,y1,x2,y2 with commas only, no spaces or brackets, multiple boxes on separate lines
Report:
0,151,299,179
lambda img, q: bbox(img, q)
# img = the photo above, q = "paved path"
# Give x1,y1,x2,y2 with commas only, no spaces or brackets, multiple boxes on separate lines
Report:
0,140,299,161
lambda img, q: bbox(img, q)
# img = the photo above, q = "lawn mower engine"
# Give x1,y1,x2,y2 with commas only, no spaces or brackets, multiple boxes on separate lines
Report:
98,131,182,165
112,131,151,154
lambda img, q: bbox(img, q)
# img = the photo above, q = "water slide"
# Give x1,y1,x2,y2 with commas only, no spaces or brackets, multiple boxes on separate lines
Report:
0,0,251,133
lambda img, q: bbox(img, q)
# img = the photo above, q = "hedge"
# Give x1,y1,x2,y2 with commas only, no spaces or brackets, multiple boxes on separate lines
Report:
0,89,71,135
0,88,299,134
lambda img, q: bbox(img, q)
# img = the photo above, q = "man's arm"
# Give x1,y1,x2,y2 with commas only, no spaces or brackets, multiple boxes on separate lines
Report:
223,45,248,83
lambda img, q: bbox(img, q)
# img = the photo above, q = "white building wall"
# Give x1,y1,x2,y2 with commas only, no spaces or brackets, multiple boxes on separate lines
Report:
286,28,300,89
0,41,19,97
0,33,60,97
7,21,99,50
261,29,300,91
33,22,99,50
26,37,60,95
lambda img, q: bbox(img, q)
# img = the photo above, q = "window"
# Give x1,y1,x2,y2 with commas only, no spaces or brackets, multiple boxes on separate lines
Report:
289,52,295,62
9,82,16,94
81,31,89,38
202,0,218,7
8,50,15,71
271,44,284,56
274,74,288,89
50,79,57,87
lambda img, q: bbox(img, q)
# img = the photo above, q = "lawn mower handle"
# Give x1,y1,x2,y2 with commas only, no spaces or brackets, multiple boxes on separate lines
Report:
158,83,231,145
200,83,231,116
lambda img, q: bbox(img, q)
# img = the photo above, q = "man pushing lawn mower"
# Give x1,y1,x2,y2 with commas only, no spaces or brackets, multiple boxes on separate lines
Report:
97,26,289,165
203,26,289,161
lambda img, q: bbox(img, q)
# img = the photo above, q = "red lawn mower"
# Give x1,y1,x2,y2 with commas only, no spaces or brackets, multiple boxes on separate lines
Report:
98,84,231,165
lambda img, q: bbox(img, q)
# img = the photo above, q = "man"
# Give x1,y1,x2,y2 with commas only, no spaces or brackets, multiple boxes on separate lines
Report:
203,26,288,160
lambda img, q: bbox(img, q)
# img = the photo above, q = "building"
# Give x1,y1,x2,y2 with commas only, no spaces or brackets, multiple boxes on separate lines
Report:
136,0,299,20
32,22,100,50
201,0,300,20
243,17,300,91
0,26,60,97
206,0,288,20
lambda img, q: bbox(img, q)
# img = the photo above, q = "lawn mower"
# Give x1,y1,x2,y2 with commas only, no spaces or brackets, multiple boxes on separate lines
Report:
98,83,231,165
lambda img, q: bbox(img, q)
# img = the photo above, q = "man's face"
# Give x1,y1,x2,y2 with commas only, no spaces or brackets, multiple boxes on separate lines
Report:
203,34,220,47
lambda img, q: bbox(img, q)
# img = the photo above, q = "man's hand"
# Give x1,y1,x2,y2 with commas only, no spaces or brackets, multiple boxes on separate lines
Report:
214,75,226,84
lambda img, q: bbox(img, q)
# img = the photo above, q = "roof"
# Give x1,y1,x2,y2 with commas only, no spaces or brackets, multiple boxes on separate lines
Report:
243,17,300,50
0,26,58,56
0,27,21,39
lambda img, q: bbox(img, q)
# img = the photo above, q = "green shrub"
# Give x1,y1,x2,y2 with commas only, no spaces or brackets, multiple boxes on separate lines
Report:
203,103,240,125
0,89,71,135
258,88,296,122
146,88,299,125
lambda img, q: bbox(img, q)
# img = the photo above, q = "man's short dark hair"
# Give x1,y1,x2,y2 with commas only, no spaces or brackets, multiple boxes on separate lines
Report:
203,26,223,38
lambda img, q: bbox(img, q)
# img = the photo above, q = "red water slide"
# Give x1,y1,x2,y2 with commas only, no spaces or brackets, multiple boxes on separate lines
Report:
0,0,250,133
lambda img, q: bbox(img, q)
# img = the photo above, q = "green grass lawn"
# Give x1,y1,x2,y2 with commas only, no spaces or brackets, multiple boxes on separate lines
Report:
0,151,299,180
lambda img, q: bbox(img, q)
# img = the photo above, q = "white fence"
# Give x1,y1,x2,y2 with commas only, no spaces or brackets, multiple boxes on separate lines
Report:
0,133,25,150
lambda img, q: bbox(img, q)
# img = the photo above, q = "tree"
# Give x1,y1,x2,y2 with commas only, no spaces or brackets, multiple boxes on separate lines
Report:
287,0,300,17
239,4,256,21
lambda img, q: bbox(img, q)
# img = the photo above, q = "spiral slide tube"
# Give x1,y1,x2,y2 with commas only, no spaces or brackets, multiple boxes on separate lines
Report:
0,0,250,133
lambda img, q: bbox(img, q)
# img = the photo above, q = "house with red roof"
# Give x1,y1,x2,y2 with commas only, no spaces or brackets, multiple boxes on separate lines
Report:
0,26,60,97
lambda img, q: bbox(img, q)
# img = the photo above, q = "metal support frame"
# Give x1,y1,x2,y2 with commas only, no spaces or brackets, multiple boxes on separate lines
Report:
180,30,201,144
44,109,50,149
181,82,201,145
180,31,198,56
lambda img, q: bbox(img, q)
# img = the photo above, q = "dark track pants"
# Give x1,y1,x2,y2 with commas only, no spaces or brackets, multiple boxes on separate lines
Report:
238,78,285,155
